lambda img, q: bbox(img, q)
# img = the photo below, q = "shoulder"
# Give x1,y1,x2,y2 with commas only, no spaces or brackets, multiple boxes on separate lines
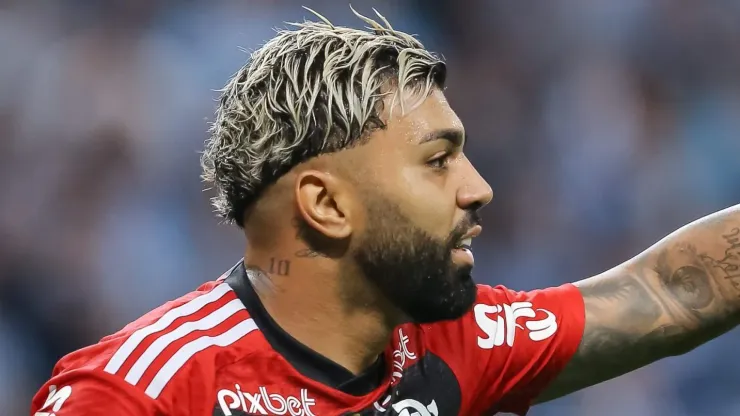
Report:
51,281,264,405
413,284,586,414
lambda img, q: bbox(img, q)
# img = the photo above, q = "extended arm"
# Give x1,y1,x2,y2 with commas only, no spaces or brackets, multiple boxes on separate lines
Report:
537,204,740,403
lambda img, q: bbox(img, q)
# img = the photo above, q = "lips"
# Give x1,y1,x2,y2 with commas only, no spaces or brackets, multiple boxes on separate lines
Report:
455,237,473,250
453,225,482,250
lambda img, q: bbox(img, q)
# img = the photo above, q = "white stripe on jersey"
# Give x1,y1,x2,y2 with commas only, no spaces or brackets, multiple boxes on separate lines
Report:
144,318,258,399
123,298,246,386
104,283,233,375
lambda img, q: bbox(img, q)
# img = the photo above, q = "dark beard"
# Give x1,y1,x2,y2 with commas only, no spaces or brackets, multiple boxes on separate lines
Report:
353,196,480,324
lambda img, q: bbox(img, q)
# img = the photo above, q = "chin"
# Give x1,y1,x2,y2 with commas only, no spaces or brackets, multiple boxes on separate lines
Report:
407,280,478,324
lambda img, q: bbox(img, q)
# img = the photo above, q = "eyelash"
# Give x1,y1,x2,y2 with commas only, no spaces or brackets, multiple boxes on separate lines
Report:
427,153,451,171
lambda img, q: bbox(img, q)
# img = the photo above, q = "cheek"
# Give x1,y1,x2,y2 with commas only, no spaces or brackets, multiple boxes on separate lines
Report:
395,167,457,234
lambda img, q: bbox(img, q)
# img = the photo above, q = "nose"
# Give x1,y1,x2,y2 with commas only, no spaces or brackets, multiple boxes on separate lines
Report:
457,156,493,210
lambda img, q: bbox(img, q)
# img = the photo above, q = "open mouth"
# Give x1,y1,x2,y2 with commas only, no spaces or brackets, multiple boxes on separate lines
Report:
454,237,473,251
451,226,481,265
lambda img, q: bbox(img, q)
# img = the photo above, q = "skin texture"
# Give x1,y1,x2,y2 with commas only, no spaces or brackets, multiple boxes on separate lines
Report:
242,89,493,374
537,206,740,402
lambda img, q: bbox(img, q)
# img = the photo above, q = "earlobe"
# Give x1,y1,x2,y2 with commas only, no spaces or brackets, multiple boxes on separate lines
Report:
295,171,353,240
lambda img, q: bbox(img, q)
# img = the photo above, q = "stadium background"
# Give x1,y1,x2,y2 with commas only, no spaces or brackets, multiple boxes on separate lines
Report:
2,0,740,414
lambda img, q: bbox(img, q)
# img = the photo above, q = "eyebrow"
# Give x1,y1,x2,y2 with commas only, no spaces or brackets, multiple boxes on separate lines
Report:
419,128,467,148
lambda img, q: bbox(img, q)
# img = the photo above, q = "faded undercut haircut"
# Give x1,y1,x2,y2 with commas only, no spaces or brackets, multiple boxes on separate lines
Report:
201,7,447,227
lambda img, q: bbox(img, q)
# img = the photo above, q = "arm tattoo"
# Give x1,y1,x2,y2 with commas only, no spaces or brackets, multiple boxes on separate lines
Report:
563,273,684,380
537,205,740,403
701,227,740,291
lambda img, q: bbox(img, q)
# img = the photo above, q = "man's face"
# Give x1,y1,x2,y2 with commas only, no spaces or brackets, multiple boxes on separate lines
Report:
348,89,493,323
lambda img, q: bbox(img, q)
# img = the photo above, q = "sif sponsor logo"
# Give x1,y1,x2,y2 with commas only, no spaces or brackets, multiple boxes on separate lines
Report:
474,301,558,349
217,384,316,416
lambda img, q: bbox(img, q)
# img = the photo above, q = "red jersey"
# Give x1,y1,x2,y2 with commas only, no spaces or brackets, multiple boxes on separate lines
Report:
31,262,585,416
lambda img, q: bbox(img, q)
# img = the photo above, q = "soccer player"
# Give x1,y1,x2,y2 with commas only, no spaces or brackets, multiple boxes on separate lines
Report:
31,8,740,416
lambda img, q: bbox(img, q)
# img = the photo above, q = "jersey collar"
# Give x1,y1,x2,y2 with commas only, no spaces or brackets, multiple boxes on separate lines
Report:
224,260,386,396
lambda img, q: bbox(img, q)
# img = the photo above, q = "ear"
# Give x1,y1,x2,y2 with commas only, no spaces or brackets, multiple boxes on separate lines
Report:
295,170,353,240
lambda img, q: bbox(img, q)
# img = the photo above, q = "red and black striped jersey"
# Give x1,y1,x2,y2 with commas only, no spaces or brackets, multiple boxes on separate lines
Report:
30,262,585,416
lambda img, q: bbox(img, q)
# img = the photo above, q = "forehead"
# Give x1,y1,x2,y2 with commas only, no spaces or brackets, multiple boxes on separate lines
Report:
325,89,463,178
380,89,463,145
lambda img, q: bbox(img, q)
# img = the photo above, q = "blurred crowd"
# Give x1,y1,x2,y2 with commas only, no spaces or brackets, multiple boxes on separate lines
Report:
2,0,740,414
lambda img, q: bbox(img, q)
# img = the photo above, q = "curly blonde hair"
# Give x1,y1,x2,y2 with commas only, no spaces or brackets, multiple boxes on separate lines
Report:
201,7,446,226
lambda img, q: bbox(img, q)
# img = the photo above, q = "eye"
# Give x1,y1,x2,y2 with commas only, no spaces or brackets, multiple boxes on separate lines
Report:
427,153,451,171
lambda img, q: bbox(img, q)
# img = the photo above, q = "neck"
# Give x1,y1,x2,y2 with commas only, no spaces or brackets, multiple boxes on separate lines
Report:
244,249,395,375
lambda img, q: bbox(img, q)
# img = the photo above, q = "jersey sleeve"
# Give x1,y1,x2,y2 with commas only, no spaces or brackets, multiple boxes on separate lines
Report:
424,283,586,415
30,369,160,416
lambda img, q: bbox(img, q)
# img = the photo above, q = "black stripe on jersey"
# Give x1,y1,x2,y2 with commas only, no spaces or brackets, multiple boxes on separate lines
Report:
224,261,385,396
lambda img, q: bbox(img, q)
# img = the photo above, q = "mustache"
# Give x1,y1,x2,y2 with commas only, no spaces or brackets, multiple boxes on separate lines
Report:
448,211,482,244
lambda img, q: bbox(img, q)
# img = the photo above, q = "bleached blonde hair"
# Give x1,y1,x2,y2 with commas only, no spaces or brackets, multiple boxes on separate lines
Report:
201,7,446,226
